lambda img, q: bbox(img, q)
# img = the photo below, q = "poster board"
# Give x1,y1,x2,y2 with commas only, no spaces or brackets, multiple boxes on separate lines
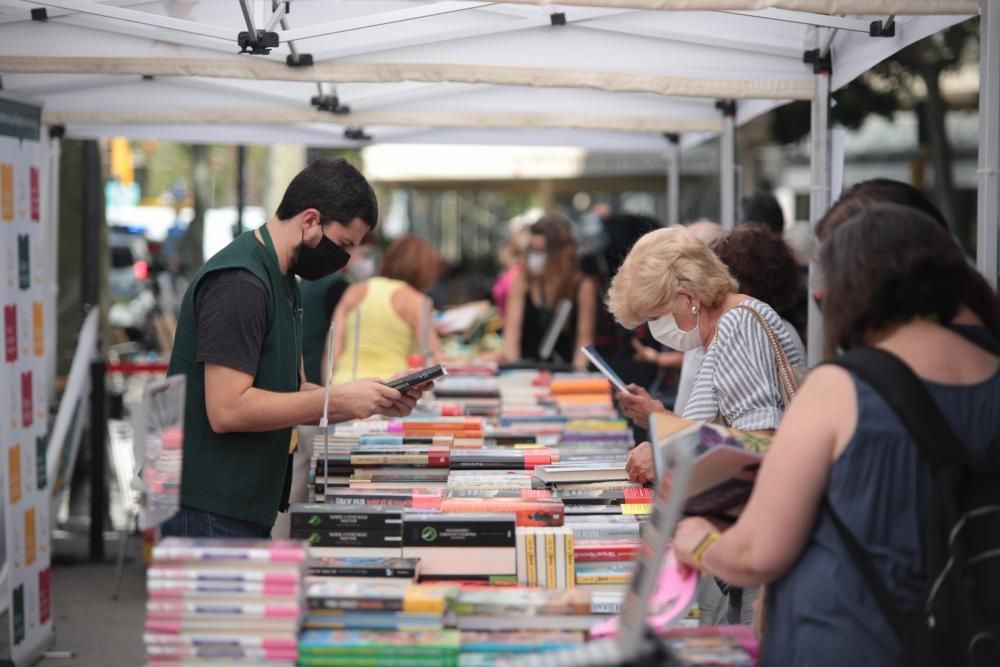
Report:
0,97,55,664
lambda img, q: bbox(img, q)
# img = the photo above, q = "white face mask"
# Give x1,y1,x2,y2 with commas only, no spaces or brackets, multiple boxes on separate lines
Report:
525,251,547,276
346,255,375,281
649,312,702,351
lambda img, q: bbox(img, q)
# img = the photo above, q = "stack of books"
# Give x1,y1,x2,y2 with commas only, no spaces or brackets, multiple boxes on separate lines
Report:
458,630,586,666
145,538,307,666
299,629,461,666
446,470,546,494
306,556,420,586
303,580,454,632
514,525,576,589
290,503,405,559
402,512,517,584
448,587,622,632
554,485,652,516
548,374,617,419
565,515,644,588
663,626,759,666
301,581,460,665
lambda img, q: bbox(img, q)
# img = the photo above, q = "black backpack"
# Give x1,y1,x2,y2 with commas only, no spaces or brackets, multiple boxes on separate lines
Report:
828,347,1000,666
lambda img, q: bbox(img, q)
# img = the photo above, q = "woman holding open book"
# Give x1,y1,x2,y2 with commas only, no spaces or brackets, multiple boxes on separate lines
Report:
672,205,1000,666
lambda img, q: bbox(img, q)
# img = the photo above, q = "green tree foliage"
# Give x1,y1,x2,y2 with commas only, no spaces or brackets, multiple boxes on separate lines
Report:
770,18,979,245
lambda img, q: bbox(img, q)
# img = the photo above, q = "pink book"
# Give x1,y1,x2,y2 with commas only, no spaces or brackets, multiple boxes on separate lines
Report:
153,538,308,564
589,549,697,639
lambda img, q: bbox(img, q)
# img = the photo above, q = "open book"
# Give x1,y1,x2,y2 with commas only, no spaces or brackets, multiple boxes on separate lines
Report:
651,414,770,519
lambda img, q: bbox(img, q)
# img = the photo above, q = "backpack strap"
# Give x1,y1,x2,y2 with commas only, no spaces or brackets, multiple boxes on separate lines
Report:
822,347,967,641
829,347,961,469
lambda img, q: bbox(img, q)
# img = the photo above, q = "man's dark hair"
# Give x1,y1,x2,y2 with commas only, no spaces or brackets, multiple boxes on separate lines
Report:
820,203,975,357
739,191,785,235
711,225,799,312
275,157,378,229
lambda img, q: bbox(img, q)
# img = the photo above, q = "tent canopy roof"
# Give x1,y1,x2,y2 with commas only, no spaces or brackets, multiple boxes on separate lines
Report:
0,1,973,148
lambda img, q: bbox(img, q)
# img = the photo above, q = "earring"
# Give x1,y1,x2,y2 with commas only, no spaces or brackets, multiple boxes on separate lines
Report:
691,306,698,315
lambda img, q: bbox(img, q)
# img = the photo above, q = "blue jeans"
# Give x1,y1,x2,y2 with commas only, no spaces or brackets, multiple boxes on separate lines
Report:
160,506,272,539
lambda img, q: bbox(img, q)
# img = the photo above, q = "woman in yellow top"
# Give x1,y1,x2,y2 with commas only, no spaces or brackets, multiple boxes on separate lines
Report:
326,235,444,383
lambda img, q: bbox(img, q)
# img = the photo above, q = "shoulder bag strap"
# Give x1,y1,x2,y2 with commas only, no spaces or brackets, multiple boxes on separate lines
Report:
731,304,799,402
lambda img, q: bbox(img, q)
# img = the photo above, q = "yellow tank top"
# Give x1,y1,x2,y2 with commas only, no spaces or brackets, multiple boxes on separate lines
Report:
331,277,414,383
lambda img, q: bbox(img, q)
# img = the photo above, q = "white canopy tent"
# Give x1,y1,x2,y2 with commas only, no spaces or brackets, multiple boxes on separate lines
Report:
0,0,990,360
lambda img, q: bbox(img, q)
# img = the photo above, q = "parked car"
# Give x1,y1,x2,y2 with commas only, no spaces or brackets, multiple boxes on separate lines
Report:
108,228,156,338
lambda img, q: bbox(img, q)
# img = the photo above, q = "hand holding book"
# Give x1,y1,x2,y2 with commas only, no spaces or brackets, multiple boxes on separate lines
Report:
616,384,668,430
625,442,656,484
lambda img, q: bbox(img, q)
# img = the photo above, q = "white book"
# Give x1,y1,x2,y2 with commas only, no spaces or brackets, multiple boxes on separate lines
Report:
308,547,402,559
555,527,567,589
535,530,547,589
515,528,528,586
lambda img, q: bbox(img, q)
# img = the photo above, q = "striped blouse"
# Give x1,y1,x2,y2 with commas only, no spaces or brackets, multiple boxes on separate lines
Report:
681,298,806,431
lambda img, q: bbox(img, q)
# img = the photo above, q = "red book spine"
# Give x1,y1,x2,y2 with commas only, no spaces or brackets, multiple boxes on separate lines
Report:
573,542,639,562
623,487,654,503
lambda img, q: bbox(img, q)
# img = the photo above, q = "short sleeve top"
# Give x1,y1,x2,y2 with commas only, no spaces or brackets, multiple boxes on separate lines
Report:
681,298,805,430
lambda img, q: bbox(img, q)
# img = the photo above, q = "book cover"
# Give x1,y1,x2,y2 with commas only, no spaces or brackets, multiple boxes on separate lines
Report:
439,498,564,528
152,538,307,564
308,557,419,580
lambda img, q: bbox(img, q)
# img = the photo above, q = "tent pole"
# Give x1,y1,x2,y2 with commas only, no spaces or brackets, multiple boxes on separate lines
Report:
665,132,680,226
718,100,736,230
82,139,107,562
236,145,246,236
45,127,63,408
978,0,999,289
807,43,832,367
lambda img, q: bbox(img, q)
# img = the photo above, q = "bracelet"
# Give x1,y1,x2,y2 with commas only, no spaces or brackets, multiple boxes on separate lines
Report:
691,530,721,571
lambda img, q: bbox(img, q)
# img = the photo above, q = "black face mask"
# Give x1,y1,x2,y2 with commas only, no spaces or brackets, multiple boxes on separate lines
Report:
293,231,351,281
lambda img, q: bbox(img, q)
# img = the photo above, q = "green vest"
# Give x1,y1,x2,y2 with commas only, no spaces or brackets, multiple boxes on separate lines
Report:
168,225,302,526
300,272,347,385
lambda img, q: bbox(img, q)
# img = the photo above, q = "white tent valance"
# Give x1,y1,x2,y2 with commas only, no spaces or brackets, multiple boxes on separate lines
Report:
473,1,977,12
43,108,724,134
0,56,816,100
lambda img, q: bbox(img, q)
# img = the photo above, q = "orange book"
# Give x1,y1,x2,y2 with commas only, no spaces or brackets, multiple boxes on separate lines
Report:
554,394,614,405
549,379,611,395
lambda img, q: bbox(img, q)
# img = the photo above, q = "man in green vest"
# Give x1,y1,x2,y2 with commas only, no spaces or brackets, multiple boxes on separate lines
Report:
163,157,424,538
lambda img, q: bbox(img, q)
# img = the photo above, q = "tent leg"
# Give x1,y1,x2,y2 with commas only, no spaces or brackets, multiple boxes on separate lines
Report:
718,101,737,230
665,133,681,226
45,127,63,408
978,0,1000,289
807,59,832,367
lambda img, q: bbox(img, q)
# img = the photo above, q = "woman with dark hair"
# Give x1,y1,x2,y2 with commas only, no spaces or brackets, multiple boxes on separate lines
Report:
818,178,1000,352
503,214,598,371
672,204,1000,665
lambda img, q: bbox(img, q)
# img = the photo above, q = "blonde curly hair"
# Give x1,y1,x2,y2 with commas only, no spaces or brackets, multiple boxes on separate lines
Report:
606,226,736,329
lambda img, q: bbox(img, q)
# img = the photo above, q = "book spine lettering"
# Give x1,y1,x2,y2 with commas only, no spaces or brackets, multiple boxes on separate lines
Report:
525,530,537,587
545,531,557,590
564,529,575,589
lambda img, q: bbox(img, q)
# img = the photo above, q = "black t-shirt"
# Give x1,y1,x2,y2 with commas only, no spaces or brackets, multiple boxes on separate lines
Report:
195,269,269,375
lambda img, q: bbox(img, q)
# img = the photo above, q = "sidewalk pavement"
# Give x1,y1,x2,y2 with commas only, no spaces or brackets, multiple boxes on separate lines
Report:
39,547,146,667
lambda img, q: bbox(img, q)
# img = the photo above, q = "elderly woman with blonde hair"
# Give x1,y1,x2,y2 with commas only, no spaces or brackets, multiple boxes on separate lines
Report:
609,225,805,627
609,226,804,483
